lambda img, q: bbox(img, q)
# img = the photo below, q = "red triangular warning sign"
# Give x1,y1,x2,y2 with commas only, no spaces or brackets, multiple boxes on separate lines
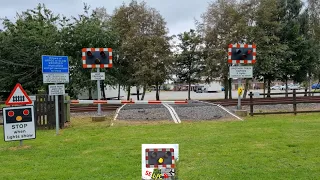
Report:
5,83,32,105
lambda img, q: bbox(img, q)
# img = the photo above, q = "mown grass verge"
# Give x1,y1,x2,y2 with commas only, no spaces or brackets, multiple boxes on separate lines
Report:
0,114,319,179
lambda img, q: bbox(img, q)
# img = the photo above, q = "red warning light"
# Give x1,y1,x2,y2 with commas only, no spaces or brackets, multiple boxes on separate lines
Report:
100,51,106,58
87,51,93,56
23,109,29,116
8,111,14,117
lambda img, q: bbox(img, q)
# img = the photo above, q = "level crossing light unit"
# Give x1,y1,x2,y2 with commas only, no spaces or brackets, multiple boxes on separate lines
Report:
82,48,112,68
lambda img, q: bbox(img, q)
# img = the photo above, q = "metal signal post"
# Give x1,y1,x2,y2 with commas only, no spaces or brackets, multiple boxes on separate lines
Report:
97,68,102,115
228,43,256,111
82,48,112,116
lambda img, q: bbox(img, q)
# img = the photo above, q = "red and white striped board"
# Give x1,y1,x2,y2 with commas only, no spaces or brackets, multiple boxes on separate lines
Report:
228,44,256,64
70,100,188,105
145,148,175,169
82,48,112,68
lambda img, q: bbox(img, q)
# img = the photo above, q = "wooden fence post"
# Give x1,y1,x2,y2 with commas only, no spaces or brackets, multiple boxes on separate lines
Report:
65,95,70,122
249,92,253,116
304,89,307,97
293,89,297,115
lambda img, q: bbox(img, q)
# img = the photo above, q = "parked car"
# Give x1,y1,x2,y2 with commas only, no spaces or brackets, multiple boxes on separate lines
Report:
312,83,320,89
271,85,281,90
288,84,300,90
280,85,286,90
279,84,301,90
221,87,225,91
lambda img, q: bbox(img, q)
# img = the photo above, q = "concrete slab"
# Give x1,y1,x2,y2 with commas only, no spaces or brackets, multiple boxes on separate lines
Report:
233,110,248,117
91,116,106,122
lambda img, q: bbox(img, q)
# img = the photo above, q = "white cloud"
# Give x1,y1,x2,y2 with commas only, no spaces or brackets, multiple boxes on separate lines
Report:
0,0,209,35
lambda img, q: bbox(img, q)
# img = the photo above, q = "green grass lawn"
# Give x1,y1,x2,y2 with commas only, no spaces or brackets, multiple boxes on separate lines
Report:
1,114,320,180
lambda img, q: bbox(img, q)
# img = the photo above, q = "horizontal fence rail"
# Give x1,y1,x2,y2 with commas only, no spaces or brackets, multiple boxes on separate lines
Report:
70,100,189,104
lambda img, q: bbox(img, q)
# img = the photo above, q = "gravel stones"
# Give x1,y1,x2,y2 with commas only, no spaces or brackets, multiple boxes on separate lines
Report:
173,105,233,120
117,105,171,121
117,103,235,121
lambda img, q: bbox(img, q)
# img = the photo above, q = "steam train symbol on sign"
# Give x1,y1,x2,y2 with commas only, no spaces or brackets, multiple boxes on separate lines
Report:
145,148,175,168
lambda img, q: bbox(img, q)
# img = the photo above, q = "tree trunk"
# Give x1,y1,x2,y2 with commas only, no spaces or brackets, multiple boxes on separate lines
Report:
308,74,311,96
118,84,121,100
188,81,191,100
88,87,92,100
102,81,106,100
126,86,131,100
243,79,249,99
267,79,271,98
228,78,232,99
156,82,160,100
263,78,266,98
224,77,228,99
136,86,140,100
285,78,288,97
141,85,146,100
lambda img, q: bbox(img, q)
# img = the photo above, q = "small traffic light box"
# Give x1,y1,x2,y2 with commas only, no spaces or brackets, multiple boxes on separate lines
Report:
82,48,112,68
145,148,175,169
228,44,256,64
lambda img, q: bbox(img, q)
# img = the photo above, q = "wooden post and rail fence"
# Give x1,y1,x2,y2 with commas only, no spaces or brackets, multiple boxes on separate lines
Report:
248,90,320,116
1,90,320,127
0,94,70,129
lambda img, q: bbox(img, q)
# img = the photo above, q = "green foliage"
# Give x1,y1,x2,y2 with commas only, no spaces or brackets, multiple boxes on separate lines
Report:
252,0,287,81
111,0,171,100
175,29,204,84
59,4,118,97
0,3,61,93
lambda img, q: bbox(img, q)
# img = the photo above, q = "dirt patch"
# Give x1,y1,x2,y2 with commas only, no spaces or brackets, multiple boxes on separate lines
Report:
8,145,32,151
112,119,174,127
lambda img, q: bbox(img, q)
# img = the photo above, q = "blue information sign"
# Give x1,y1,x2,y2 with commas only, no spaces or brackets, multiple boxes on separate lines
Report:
42,55,69,73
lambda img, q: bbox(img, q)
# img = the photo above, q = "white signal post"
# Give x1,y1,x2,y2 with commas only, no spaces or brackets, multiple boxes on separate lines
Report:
97,68,102,115
238,64,242,110
228,43,256,111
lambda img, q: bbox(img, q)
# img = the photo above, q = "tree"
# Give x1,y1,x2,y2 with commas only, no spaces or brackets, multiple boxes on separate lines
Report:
0,3,61,94
111,0,171,100
307,0,320,90
277,0,304,96
252,0,287,97
197,0,253,99
60,4,117,99
175,29,204,100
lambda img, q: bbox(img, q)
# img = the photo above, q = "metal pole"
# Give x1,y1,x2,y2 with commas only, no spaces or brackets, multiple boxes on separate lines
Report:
20,140,23,146
237,64,242,110
55,83,59,135
97,68,101,115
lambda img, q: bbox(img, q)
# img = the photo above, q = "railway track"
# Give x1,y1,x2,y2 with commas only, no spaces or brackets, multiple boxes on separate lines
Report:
70,104,122,112
203,96,320,106
1,96,320,114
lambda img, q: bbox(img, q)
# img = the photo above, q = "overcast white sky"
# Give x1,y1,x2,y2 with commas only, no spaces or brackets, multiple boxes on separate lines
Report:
0,0,211,36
